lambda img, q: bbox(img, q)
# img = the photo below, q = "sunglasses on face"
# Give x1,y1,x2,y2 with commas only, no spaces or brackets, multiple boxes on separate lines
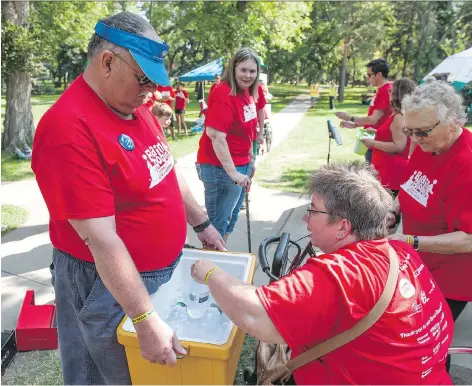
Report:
112,52,154,86
402,121,441,138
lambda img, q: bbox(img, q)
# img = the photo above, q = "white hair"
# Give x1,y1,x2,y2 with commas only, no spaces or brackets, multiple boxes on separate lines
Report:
402,79,467,126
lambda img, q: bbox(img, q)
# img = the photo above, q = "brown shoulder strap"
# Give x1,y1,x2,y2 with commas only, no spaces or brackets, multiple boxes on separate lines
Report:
286,245,400,372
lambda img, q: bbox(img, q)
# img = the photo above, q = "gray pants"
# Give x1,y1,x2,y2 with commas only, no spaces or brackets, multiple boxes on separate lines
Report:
52,248,180,385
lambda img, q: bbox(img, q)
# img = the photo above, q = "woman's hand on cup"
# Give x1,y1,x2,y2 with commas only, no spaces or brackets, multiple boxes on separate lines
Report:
231,171,251,187
360,138,374,148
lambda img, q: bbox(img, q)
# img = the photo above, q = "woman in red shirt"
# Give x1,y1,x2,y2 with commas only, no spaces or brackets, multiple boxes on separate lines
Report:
361,78,416,197
196,48,263,240
191,161,453,385
388,80,472,364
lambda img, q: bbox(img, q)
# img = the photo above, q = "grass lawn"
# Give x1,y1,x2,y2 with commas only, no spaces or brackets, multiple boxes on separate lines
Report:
1,204,28,236
1,154,35,181
255,88,370,193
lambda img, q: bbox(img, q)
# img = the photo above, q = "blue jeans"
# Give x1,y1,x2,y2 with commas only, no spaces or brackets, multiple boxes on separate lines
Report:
196,163,251,236
51,248,180,385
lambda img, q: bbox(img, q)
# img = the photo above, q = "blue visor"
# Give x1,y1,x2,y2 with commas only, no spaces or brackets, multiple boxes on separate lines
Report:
95,21,170,86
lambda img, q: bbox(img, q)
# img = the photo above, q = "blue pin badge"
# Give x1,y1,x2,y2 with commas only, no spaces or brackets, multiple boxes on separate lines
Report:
118,134,135,151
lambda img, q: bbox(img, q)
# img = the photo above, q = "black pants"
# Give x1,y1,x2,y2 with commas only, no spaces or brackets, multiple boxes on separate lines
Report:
445,298,469,372
329,96,335,110
365,148,372,164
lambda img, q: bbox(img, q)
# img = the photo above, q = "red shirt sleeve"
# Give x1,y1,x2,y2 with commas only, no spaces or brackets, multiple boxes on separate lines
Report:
170,88,176,98
34,143,115,220
443,164,472,233
256,87,267,111
372,84,391,111
256,262,340,348
205,91,234,134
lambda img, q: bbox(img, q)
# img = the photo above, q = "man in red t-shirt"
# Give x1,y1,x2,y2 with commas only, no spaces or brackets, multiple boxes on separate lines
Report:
337,58,392,163
191,161,453,385
31,13,225,385
208,73,221,96
174,81,190,136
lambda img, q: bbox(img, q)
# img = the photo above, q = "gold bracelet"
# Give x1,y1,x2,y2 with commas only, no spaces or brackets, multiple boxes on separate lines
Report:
204,267,220,284
131,308,154,324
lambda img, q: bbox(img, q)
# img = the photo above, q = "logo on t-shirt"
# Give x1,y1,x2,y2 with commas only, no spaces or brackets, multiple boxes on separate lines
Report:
399,278,416,299
141,139,174,188
243,103,257,122
118,134,135,151
176,91,185,99
401,170,437,207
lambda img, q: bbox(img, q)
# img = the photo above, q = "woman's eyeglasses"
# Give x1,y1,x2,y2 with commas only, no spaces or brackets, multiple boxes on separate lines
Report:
113,53,154,86
306,208,331,216
402,121,440,138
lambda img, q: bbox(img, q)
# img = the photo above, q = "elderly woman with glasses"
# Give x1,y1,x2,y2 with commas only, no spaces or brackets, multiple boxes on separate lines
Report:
388,79,472,326
191,161,453,385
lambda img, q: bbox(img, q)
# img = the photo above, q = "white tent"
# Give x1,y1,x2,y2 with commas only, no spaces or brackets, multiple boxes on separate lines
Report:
423,47,472,90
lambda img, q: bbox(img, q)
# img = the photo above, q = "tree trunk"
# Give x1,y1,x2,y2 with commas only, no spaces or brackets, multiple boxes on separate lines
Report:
2,72,34,152
338,37,349,102
1,1,34,154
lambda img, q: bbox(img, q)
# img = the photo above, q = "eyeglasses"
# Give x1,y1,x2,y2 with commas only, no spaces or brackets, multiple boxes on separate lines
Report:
306,206,332,216
112,52,154,86
402,121,440,138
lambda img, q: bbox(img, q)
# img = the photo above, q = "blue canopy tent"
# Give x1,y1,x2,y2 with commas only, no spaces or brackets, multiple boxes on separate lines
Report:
178,57,224,82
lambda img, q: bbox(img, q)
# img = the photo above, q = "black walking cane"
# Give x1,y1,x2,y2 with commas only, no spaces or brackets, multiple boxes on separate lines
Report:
245,185,252,253
234,180,252,253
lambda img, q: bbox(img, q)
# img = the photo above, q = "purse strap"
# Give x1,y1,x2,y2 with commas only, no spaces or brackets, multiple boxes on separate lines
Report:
286,245,400,372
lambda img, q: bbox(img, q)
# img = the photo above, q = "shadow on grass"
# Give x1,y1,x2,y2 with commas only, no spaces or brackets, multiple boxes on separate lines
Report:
258,168,312,193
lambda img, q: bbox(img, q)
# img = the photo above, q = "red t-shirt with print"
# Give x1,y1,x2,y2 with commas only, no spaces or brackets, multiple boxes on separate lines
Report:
174,89,189,110
256,240,453,385
157,85,175,108
366,82,392,130
399,128,472,301
371,113,411,190
197,81,258,166
32,75,187,272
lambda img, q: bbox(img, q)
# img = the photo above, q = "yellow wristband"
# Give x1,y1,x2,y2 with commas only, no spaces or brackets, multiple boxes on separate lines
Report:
131,308,154,324
407,235,413,246
204,267,220,284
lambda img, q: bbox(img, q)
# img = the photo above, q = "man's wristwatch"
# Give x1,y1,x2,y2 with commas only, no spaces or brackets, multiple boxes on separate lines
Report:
350,116,356,123
193,218,211,233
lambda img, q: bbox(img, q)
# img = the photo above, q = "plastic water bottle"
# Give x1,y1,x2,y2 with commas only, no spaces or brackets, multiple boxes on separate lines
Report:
187,282,210,319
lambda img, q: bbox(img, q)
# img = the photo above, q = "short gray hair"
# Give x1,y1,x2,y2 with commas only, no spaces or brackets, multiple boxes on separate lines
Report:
222,47,260,102
402,79,467,126
87,12,155,59
307,161,393,240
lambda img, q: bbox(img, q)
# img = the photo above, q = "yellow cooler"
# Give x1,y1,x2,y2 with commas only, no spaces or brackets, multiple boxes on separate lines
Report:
117,248,256,385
